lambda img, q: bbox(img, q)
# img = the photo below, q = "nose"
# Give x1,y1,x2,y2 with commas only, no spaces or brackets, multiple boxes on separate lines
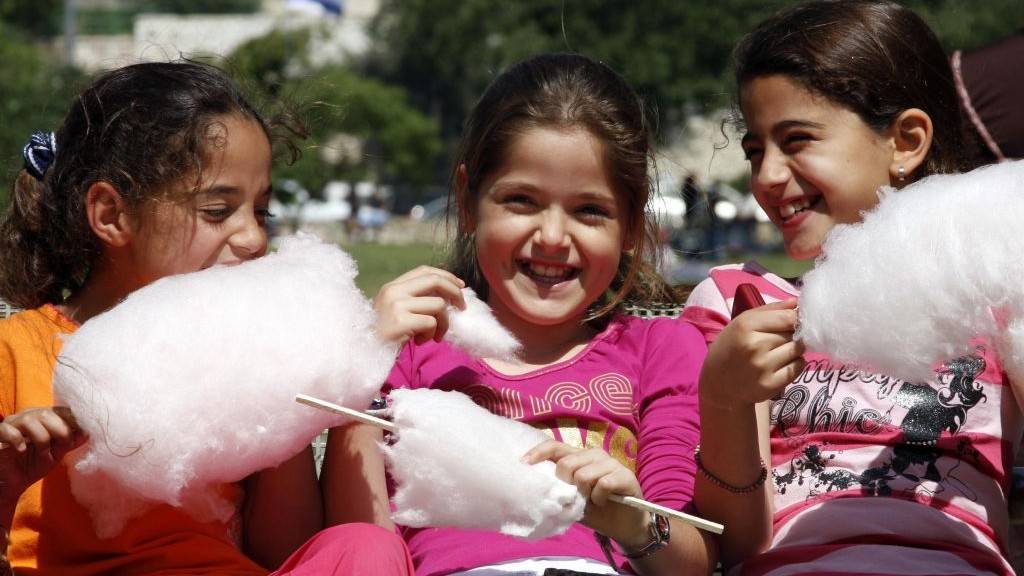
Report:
229,212,268,260
752,146,790,197
532,208,571,250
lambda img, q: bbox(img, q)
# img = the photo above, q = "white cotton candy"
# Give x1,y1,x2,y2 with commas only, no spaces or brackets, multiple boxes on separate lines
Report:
444,288,520,361
798,160,1024,384
384,388,585,539
54,233,398,537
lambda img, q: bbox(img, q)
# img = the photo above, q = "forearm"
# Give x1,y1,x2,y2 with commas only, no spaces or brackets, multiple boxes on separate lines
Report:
694,398,773,568
243,446,323,569
626,520,717,576
321,423,393,528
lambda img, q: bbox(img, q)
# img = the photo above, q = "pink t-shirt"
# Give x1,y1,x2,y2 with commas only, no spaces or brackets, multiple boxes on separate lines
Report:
384,314,706,576
683,262,1023,576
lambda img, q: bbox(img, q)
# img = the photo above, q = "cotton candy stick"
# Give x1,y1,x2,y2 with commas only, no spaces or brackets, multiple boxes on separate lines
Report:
295,393,725,535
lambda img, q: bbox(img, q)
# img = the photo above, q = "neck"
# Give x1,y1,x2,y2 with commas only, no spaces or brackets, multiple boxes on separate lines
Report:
56,259,137,325
491,308,598,369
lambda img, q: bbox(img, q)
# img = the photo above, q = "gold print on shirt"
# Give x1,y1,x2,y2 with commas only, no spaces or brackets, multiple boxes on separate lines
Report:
462,384,524,419
550,417,638,472
545,381,592,413
589,372,634,416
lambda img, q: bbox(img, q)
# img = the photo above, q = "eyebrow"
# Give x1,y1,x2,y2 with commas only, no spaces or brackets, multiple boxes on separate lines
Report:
490,181,615,201
197,185,273,199
198,185,241,197
742,119,827,147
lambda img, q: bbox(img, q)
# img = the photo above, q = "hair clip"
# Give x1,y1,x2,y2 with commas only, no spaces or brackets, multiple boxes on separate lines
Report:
23,131,57,181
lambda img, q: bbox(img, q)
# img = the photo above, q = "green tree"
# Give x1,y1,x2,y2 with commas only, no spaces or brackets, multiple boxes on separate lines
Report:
138,0,260,13
367,0,1024,146
226,28,441,199
0,24,83,207
0,0,62,38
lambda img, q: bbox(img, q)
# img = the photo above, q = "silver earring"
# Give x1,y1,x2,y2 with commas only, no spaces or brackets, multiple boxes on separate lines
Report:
897,165,906,182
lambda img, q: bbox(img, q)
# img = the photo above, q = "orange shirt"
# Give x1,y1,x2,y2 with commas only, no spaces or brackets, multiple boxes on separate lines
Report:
0,305,266,576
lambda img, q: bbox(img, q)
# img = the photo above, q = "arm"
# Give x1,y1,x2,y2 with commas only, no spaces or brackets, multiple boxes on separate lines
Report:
242,445,322,569
522,442,716,576
321,422,393,528
0,406,84,527
694,300,803,568
321,265,465,527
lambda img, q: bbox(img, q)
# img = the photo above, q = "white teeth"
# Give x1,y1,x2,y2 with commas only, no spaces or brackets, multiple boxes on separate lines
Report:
525,262,573,281
780,198,813,219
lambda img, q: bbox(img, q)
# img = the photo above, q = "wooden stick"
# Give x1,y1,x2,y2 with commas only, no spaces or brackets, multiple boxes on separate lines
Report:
295,393,725,534
609,494,723,534
295,394,397,432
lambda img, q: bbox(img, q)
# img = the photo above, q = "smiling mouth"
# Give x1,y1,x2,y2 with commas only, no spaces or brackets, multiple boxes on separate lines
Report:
779,196,822,222
517,259,579,285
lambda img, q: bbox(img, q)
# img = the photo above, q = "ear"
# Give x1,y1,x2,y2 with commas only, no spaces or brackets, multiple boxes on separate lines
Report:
455,164,476,234
888,108,933,184
85,181,134,248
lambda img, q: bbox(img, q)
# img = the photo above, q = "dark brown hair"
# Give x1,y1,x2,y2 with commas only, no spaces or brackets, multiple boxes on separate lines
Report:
447,53,676,320
734,0,977,177
0,61,295,309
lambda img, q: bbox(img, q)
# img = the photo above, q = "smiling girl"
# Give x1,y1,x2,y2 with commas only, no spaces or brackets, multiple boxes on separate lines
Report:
324,53,717,576
681,1,1015,575
0,61,413,575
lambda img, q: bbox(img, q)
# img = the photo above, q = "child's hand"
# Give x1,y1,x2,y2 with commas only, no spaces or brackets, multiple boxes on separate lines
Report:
701,299,805,408
0,407,86,507
373,266,466,345
522,440,651,549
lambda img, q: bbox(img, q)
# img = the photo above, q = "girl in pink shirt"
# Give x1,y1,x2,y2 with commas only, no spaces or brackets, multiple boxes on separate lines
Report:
683,2,1017,575
324,53,716,576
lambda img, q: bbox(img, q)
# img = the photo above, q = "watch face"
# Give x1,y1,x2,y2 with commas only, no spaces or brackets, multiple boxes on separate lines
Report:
654,512,671,542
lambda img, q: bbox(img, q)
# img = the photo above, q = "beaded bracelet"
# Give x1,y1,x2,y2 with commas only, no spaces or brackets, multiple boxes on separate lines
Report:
694,444,767,494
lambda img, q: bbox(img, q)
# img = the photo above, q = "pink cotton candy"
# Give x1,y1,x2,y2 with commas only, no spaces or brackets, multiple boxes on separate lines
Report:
798,160,1024,385
54,233,398,537
445,288,520,361
384,388,586,539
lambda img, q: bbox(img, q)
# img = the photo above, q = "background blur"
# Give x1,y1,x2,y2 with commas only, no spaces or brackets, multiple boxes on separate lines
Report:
2,0,1021,294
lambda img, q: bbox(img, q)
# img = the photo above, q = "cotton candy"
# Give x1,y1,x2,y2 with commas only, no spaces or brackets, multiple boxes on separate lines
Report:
798,160,1024,384
384,388,586,539
446,288,520,361
54,233,397,537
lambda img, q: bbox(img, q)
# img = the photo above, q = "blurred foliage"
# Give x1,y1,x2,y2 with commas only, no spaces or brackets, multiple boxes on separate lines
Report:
368,0,1024,147
78,8,136,35
136,0,260,13
227,29,441,198
0,23,84,207
0,0,62,38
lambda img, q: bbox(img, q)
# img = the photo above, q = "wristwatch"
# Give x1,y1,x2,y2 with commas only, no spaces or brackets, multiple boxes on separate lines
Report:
622,511,671,559
595,511,671,566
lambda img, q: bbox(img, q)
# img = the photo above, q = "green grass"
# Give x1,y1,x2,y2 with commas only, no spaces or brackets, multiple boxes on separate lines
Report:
746,252,813,280
345,243,446,297
345,241,812,299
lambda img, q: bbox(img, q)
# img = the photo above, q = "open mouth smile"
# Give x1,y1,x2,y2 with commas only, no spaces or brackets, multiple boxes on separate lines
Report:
517,259,580,286
779,196,822,223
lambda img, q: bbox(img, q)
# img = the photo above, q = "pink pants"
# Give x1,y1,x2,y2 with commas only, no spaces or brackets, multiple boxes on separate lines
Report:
270,523,414,576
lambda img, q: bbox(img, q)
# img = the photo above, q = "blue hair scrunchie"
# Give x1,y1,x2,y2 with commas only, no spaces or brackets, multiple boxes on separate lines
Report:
22,131,57,181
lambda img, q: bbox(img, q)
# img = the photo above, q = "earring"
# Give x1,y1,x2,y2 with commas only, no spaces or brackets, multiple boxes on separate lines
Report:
897,165,906,183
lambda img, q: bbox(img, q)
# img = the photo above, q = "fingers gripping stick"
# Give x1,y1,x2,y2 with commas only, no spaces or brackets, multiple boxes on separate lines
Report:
295,393,724,534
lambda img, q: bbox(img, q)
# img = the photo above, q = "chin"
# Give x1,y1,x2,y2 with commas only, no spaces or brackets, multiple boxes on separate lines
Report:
784,244,820,262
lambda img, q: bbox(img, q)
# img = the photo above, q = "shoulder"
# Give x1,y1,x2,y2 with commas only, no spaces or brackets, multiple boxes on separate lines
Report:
607,314,706,363
0,307,67,414
387,338,478,391
0,307,62,353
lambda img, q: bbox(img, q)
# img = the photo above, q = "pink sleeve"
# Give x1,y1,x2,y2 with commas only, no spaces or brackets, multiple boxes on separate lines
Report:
681,276,730,345
634,318,707,513
383,342,416,393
